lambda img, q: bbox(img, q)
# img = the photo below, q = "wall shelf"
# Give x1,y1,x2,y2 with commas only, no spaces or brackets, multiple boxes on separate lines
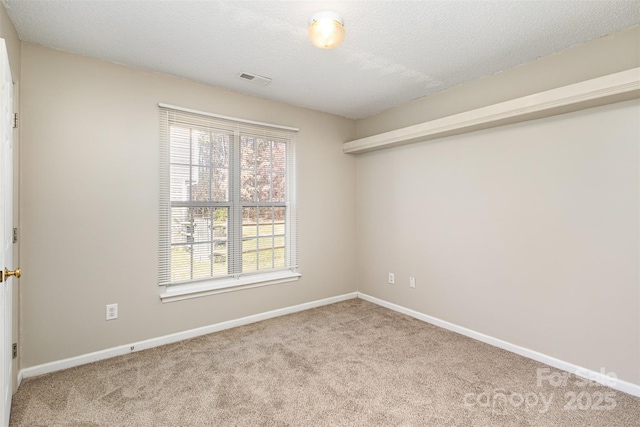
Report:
344,68,640,154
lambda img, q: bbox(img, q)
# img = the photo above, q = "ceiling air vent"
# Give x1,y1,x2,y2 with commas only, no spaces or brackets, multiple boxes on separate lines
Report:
237,72,272,86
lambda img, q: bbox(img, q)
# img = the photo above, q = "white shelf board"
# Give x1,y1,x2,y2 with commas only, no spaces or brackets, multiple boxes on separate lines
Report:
344,67,640,154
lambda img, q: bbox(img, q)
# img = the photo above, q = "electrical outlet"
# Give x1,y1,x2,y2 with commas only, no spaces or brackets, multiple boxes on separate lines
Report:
410,277,416,288
106,303,118,320
388,273,395,284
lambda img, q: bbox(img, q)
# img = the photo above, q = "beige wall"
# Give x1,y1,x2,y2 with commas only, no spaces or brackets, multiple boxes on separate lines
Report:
356,99,640,384
0,1,21,392
19,43,357,368
354,26,640,385
1,4,20,84
356,25,640,139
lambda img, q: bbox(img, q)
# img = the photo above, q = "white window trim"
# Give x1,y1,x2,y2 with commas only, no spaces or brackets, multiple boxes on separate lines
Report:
160,270,301,303
159,103,299,132
159,104,300,301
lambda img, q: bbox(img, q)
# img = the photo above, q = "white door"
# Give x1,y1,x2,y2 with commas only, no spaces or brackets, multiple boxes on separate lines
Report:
0,38,15,427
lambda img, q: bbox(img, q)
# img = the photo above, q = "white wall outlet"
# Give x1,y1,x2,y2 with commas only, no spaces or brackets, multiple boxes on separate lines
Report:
410,277,416,288
389,273,395,284
106,303,118,320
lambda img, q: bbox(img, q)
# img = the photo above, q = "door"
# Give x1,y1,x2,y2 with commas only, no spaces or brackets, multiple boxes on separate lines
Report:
0,38,15,427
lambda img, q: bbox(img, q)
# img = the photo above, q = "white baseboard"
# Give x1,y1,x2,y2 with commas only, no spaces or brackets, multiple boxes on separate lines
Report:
19,291,640,399
357,292,640,398
18,292,358,384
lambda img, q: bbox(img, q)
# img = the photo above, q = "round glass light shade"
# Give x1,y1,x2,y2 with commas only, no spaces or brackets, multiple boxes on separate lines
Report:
308,12,345,49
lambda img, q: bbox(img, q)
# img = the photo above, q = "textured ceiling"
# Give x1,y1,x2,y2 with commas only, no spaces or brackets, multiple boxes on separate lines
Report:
4,0,640,119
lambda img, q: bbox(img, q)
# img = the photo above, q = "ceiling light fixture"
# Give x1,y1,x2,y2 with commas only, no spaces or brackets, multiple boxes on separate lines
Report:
308,11,345,49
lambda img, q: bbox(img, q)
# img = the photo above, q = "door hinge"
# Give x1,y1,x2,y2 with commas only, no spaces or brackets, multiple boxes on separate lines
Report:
12,227,17,243
12,113,17,129
12,343,16,359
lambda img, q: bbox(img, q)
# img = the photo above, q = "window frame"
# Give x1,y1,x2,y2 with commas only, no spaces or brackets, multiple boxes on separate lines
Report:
158,104,300,302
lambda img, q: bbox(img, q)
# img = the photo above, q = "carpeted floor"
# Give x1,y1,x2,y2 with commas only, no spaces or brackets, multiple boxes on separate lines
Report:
10,299,640,426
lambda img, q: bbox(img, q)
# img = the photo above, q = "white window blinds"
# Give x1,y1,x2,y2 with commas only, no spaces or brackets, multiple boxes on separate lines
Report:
159,104,298,288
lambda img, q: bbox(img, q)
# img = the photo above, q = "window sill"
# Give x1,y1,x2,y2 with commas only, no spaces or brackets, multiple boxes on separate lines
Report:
160,271,301,303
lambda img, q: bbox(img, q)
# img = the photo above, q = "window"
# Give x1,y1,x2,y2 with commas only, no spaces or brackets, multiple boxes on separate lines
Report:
159,105,299,301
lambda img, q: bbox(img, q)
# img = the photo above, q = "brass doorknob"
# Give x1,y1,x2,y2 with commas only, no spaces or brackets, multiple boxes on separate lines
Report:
4,268,20,280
